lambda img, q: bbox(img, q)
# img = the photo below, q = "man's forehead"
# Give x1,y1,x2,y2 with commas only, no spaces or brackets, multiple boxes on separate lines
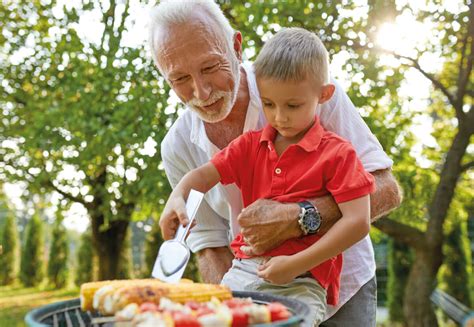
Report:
156,20,228,73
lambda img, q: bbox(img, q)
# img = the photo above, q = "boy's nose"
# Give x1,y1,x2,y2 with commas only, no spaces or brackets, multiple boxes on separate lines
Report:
274,109,288,123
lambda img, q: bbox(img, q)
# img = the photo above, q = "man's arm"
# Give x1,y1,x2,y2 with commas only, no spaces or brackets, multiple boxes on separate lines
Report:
197,246,234,284
160,130,233,281
317,168,402,233
239,168,402,255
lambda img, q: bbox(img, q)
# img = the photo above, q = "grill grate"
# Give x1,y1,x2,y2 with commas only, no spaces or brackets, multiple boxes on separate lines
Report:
28,300,107,327
26,292,310,327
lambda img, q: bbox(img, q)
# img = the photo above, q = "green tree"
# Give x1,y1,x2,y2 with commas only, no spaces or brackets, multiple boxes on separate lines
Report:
387,239,413,323
75,230,95,285
20,214,45,286
372,2,474,325
47,213,69,288
0,214,19,285
0,1,174,279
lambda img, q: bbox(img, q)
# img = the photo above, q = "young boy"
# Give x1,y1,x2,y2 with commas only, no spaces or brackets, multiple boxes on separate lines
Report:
160,28,375,326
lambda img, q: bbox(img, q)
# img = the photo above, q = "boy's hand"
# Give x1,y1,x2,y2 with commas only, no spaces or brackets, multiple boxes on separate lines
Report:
257,256,301,285
159,195,189,240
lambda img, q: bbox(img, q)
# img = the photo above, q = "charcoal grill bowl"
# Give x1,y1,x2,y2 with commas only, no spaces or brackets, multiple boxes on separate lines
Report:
25,291,312,327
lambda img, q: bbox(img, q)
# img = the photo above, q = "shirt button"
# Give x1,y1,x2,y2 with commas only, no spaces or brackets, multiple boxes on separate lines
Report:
275,168,282,174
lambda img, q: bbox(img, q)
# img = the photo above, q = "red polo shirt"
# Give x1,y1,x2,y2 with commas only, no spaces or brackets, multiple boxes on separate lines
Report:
210,117,375,305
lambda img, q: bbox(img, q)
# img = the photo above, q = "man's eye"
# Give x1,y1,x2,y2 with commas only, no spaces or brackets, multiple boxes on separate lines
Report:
203,63,220,73
171,75,189,84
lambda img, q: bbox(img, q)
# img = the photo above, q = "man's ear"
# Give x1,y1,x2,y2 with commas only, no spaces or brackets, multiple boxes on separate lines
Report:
233,31,243,62
319,84,335,104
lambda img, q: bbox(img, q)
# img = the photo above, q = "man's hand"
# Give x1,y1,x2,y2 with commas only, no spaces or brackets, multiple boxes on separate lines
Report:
257,256,301,285
238,199,302,256
159,195,189,240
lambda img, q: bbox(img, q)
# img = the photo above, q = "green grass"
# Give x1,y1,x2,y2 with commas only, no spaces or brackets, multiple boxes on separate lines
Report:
0,284,79,327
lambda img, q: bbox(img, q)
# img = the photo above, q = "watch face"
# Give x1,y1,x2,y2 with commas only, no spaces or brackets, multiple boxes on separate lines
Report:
304,208,321,233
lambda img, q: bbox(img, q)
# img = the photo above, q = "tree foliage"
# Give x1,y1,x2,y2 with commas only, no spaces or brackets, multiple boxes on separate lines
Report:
0,214,19,285
20,214,45,287
0,0,175,279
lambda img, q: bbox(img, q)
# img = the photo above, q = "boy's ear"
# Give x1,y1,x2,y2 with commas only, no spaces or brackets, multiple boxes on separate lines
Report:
319,84,335,104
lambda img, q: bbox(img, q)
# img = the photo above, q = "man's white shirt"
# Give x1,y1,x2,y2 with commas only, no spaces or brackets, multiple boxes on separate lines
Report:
161,62,393,318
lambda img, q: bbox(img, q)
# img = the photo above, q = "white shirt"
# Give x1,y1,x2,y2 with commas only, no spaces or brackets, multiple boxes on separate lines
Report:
161,62,393,318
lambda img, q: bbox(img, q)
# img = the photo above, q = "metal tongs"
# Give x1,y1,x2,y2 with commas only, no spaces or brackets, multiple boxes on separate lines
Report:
152,189,204,283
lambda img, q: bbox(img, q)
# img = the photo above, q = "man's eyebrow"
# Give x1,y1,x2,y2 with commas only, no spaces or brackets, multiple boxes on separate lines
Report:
168,72,187,79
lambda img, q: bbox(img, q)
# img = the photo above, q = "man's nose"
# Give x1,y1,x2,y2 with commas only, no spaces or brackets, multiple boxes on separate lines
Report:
192,76,212,101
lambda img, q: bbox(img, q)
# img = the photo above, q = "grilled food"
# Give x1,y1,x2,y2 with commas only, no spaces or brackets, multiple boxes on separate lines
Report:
80,279,232,315
115,297,292,327
80,279,166,311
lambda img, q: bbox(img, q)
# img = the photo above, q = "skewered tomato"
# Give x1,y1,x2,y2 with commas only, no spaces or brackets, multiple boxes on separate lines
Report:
230,307,249,327
268,302,291,322
172,311,201,327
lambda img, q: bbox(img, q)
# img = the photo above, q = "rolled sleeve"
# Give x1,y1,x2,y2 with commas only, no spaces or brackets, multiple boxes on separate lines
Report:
186,199,230,253
161,132,231,253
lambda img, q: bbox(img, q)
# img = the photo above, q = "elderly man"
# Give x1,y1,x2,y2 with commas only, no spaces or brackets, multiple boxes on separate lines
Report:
150,1,401,326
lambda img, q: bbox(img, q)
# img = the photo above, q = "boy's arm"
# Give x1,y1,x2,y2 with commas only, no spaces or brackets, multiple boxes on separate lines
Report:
257,195,371,284
160,162,221,240
239,168,401,255
293,195,371,272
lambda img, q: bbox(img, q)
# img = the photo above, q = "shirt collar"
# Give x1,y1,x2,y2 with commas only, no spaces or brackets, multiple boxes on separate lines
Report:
260,116,324,152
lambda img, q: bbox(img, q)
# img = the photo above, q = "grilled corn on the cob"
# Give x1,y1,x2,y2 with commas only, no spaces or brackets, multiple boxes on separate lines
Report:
80,279,232,315
80,279,167,311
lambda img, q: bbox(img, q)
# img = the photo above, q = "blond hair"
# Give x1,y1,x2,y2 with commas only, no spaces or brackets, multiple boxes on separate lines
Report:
254,27,330,87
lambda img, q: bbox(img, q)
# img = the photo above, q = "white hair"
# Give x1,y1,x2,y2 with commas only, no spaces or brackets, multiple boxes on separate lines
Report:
254,28,330,88
149,0,235,71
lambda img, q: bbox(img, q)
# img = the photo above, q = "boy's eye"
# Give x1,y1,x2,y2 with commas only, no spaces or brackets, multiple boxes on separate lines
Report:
203,63,220,73
288,103,301,109
262,102,273,107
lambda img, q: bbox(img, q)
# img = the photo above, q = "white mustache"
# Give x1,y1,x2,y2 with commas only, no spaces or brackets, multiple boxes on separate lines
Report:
188,90,230,107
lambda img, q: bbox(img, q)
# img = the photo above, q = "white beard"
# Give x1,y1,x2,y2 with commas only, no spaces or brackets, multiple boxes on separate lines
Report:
186,55,241,123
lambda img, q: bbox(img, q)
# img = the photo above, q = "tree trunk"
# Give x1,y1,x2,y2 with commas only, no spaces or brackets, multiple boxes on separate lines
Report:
404,248,442,327
91,215,129,280
403,121,472,325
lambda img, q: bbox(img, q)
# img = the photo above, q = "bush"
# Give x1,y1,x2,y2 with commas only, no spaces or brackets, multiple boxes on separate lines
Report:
387,239,413,322
20,214,45,287
47,215,69,288
0,215,19,285
75,230,95,285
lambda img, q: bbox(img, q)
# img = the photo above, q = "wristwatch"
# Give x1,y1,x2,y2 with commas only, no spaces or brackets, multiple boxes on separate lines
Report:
297,201,322,235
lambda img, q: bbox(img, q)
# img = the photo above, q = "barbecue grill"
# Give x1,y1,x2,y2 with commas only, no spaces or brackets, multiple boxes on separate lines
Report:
25,291,312,327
